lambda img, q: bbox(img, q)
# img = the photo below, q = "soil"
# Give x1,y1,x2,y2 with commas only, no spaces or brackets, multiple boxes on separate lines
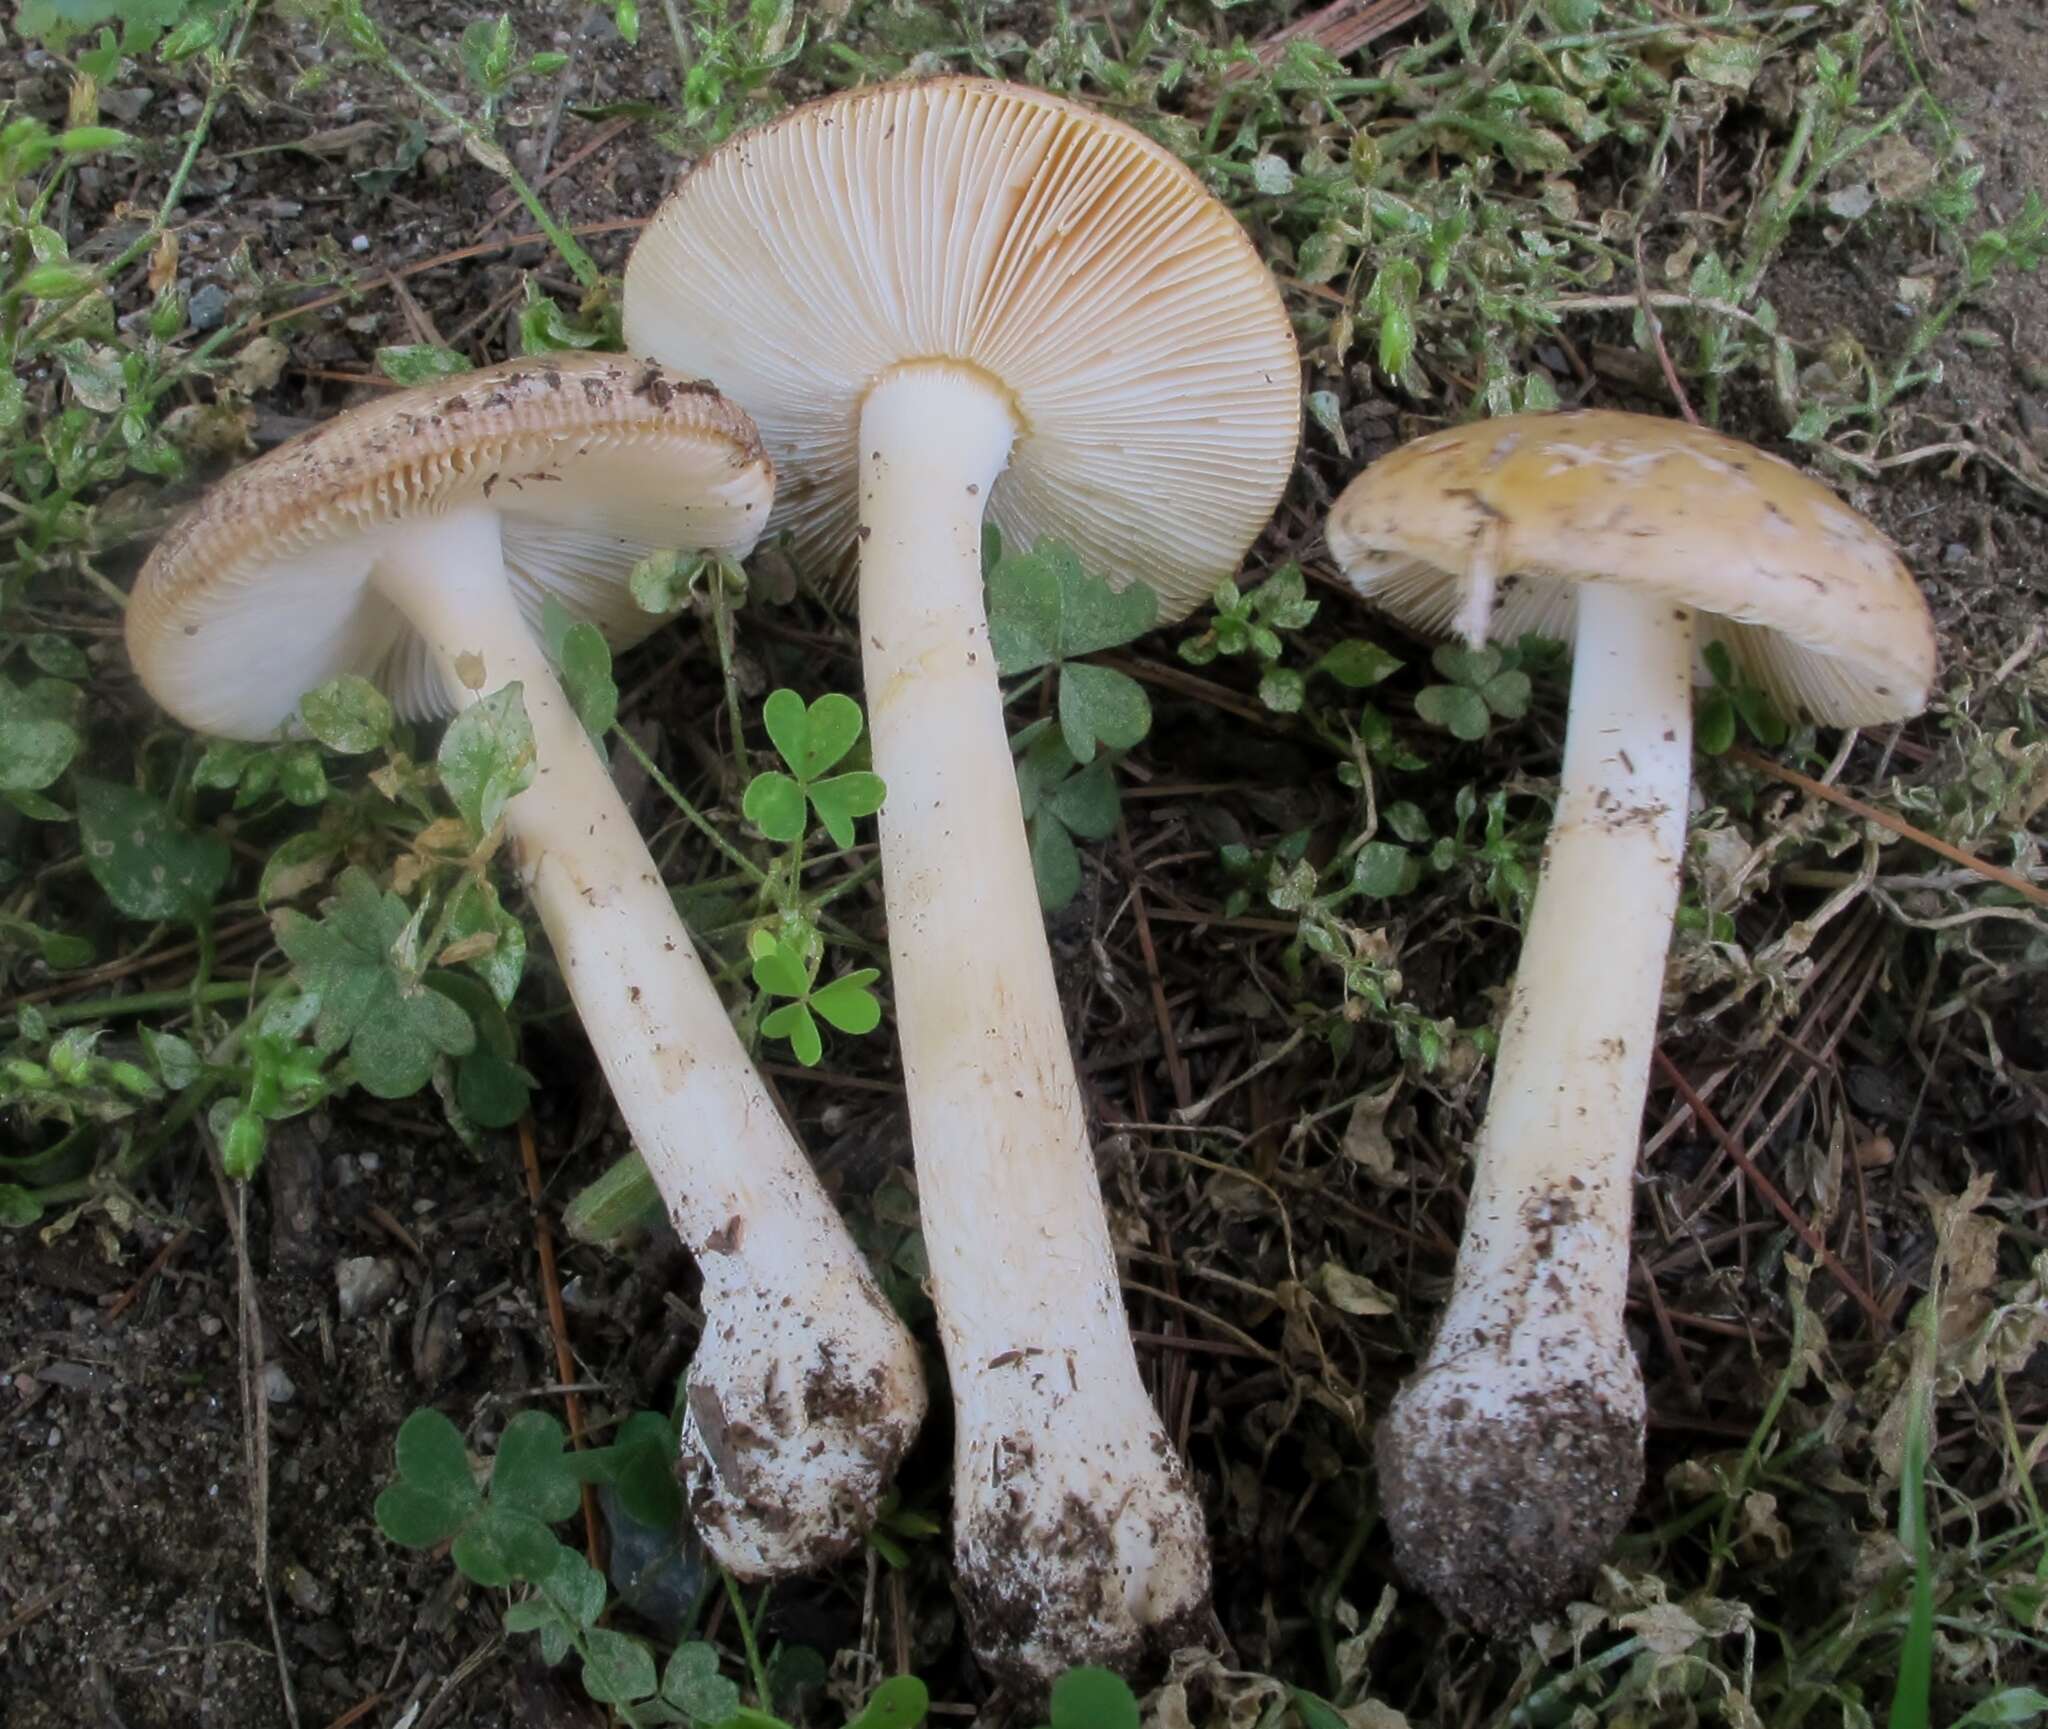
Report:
4,2,2047,1725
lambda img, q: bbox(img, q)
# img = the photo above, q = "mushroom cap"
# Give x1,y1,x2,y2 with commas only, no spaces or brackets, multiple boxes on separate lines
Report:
622,77,1300,625
127,354,774,739
1325,410,1936,727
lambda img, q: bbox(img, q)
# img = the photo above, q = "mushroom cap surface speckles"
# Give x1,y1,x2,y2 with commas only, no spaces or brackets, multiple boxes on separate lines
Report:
622,77,1301,624
1324,410,1936,727
126,354,775,739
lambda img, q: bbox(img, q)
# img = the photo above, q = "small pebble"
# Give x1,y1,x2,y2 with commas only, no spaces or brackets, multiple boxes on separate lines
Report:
99,86,153,123
282,1562,336,1616
350,234,370,254
336,1256,400,1320
262,1362,296,1405
197,1314,224,1338
188,283,231,331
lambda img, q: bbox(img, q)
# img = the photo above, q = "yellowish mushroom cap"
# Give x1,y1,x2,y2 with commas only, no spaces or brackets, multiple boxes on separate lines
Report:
1325,410,1936,727
127,354,774,738
623,77,1301,623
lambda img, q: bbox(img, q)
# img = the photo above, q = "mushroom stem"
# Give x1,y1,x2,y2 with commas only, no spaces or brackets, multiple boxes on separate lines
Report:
856,364,1211,1682
1377,580,1693,1634
370,506,925,1577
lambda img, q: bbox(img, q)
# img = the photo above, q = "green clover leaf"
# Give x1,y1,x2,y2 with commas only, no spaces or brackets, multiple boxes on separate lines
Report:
749,928,882,1068
987,539,1156,763
743,690,887,850
373,1408,482,1548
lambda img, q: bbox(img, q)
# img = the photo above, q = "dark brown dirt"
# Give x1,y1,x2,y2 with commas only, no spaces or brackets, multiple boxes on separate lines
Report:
1374,1376,1646,1639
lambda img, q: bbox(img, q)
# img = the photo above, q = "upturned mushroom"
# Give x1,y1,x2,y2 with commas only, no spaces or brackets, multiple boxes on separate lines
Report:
1325,409,1935,1633
623,80,1300,1680
126,353,925,1577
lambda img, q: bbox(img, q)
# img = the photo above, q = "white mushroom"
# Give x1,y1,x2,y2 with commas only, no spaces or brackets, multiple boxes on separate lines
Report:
1325,409,1936,1633
623,80,1300,1681
126,354,926,1578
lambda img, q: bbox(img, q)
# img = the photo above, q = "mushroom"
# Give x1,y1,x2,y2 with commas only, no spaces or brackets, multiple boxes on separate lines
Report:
623,80,1300,1680
1324,409,1935,1633
125,353,926,1577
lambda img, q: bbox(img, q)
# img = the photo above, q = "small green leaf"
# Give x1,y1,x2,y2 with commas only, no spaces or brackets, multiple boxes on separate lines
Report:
1047,757,1120,842
986,545,1064,675
376,344,474,386
0,679,80,794
1049,1666,1140,1729
748,930,810,999
1415,685,1491,741
274,868,475,1098
1318,640,1403,688
75,776,230,924
1696,688,1736,757
259,831,342,907
1432,643,1502,687
810,970,881,1035
438,684,536,842
491,1410,582,1524
539,1542,609,1629
663,1642,742,1723
761,688,864,780
1259,666,1305,714
629,548,692,614
1291,1690,1349,1729
743,771,808,843
56,339,124,411
848,1675,929,1729
455,1043,533,1128
299,675,394,754
441,878,526,1007
569,1410,683,1529
1029,814,1082,911
1685,34,1764,92
541,595,618,740
25,634,88,679
1059,663,1150,763
1733,685,1789,748
989,539,1157,674
139,1027,198,1089
1353,841,1421,898
452,1505,562,1587
762,1000,823,1067
0,1185,44,1229
1480,670,1532,720
807,770,885,850
503,1597,565,1639
1056,562,1158,659
1386,803,1433,848
1954,1689,2048,1729
374,1408,480,1547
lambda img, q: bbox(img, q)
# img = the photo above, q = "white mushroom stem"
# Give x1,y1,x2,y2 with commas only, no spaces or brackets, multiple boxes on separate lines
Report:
856,364,1210,1682
1377,580,1694,1635
368,505,925,1577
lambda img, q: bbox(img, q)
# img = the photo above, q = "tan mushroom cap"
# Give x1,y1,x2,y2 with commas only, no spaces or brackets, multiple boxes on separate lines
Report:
1325,410,1936,727
127,354,774,740
623,76,1301,623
